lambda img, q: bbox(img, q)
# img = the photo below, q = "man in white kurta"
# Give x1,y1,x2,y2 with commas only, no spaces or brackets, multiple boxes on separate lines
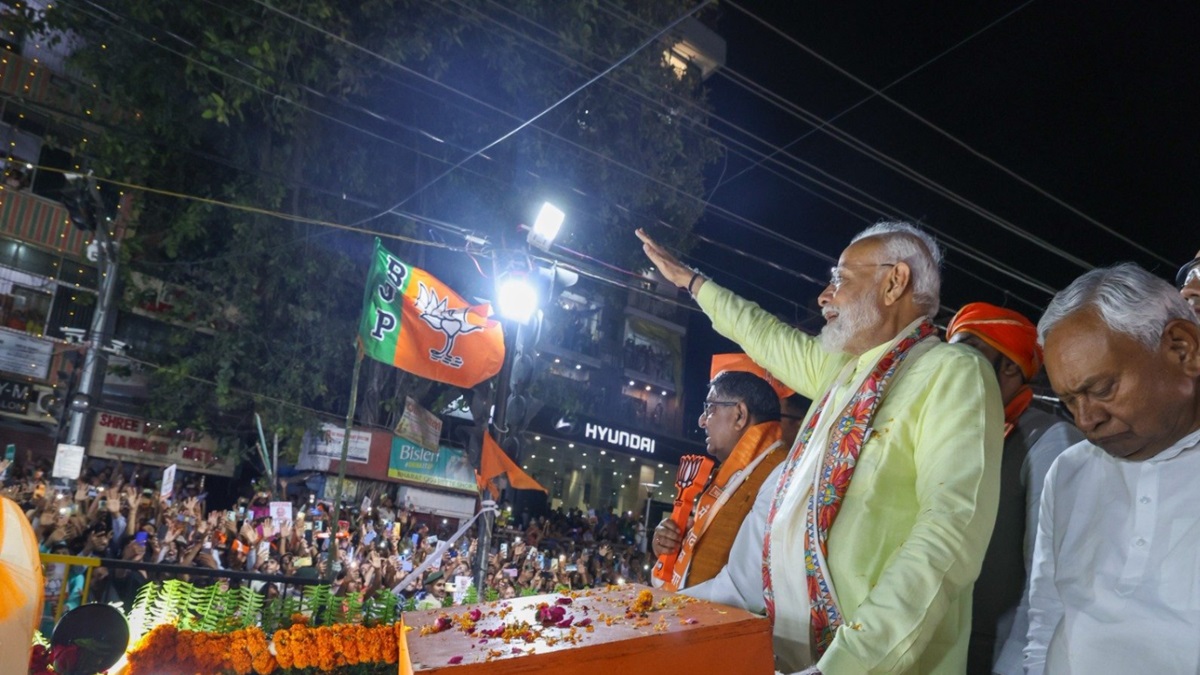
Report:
639,224,1003,674
1027,263,1200,674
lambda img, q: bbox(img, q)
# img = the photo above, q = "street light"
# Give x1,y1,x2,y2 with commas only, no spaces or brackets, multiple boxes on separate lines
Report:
497,274,538,324
527,202,564,251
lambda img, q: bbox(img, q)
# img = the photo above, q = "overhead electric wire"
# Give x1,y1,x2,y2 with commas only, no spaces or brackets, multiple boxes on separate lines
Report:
715,65,1094,275
714,65,1070,290
723,0,1173,267
713,0,1041,191
69,169,474,253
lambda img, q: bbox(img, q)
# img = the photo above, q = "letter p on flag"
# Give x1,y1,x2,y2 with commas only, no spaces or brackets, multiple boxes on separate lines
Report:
358,239,505,388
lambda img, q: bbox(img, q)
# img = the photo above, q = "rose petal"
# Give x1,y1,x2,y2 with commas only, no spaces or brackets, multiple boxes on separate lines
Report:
448,655,464,664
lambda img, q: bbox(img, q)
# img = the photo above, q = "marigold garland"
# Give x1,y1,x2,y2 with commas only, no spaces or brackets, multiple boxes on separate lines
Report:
125,621,406,675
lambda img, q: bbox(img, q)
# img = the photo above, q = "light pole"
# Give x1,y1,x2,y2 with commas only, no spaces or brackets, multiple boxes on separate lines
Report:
471,202,563,599
62,173,119,451
640,481,660,545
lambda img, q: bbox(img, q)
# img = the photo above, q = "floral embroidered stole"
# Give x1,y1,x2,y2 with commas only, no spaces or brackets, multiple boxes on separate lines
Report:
761,318,937,658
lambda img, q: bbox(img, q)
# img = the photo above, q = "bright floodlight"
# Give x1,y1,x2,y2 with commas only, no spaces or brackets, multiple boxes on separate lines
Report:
497,275,538,323
527,202,564,251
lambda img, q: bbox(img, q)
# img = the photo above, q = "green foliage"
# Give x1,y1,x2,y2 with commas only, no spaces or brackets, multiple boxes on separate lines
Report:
125,579,408,638
363,588,399,626
182,583,222,632
127,579,202,637
483,587,500,602
300,584,335,626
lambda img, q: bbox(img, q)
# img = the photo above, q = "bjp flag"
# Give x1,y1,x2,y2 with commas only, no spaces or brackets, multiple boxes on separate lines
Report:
359,239,504,388
709,353,794,398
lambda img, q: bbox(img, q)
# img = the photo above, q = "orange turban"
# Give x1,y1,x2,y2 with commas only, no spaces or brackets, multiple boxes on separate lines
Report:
946,303,1042,380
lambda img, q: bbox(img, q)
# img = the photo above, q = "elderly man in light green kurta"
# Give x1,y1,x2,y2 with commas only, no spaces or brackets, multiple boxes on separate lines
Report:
638,223,1002,675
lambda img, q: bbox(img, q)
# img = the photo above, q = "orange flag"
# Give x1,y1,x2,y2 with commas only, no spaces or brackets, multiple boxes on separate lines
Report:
0,496,42,675
360,238,505,388
397,617,413,675
709,353,794,398
479,432,547,499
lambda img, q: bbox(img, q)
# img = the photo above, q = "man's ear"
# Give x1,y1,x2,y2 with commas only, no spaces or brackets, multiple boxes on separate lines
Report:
1163,319,1200,375
1000,357,1025,382
735,402,750,431
882,262,912,306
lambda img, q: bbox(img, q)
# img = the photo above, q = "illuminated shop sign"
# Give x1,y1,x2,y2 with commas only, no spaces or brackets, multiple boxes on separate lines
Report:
583,422,656,454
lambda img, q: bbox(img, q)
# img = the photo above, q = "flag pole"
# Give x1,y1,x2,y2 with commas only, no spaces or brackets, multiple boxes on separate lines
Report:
326,338,365,577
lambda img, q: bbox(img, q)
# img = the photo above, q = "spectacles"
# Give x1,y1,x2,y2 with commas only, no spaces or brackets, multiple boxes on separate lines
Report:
701,400,738,419
828,263,896,291
1176,258,1200,289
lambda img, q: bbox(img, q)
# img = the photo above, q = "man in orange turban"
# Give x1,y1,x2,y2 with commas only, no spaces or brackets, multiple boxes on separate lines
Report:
946,303,1083,675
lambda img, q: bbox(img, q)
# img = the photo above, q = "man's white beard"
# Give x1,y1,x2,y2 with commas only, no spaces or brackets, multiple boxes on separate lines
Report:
819,295,881,353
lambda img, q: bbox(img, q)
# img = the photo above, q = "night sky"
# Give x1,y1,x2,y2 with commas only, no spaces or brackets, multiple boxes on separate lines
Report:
675,1,1200,421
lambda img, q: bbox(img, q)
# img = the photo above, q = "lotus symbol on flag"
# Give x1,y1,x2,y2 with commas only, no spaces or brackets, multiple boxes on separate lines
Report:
415,282,483,368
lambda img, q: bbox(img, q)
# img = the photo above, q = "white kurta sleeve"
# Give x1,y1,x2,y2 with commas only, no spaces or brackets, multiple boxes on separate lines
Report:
684,463,783,614
1023,456,1065,675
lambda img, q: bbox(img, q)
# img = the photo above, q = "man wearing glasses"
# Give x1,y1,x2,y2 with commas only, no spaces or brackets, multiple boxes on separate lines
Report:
1177,251,1200,316
651,370,787,592
638,223,1003,675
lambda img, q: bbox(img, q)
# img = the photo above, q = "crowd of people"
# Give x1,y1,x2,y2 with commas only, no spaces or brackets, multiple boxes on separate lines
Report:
2,458,652,634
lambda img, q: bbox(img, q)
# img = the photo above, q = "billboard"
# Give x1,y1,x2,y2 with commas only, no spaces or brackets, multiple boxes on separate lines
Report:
387,438,476,494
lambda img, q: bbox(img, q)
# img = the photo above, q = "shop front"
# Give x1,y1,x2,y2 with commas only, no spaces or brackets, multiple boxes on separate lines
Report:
294,423,477,532
522,410,705,520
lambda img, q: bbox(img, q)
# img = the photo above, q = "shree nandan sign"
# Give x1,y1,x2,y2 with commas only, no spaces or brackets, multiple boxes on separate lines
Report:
87,411,236,477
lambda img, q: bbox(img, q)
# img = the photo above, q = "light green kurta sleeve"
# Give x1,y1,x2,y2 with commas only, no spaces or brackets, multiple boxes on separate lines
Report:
694,280,847,399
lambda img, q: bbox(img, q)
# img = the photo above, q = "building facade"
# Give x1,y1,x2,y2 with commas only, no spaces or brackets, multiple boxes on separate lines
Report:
514,271,704,521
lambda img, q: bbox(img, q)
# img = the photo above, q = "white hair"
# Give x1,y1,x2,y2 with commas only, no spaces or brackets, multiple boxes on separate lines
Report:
850,221,943,317
1038,262,1197,349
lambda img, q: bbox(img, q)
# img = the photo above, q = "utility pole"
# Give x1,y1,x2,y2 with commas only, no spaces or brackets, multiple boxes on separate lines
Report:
472,317,518,598
63,172,119,449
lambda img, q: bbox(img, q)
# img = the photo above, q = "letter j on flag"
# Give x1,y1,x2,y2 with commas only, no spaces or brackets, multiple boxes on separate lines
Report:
359,238,505,388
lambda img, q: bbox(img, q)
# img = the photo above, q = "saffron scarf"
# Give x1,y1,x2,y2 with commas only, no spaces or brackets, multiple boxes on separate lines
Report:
1002,385,1033,438
762,318,937,658
663,422,782,591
